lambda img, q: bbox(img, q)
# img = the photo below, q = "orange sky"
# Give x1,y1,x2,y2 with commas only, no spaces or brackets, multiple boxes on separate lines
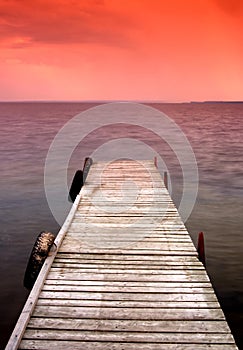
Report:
0,0,242,101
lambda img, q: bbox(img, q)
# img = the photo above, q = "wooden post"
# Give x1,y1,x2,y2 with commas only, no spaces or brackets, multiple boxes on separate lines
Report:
164,171,168,189
197,231,206,266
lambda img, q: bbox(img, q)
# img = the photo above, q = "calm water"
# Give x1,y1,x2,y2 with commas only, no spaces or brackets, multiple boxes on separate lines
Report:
0,102,243,349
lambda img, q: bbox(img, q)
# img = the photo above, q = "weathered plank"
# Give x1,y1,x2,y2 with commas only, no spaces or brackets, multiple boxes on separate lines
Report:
19,340,238,350
42,284,216,294
52,260,203,269
47,271,209,282
51,264,205,272
27,317,230,333
65,233,192,240
37,298,220,309
39,291,218,302
48,264,209,281
55,253,198,261
60,241,197,251
64,233,194,241
59,246,198,255
52,261,204,268
32,305,225,320
23,329,235,343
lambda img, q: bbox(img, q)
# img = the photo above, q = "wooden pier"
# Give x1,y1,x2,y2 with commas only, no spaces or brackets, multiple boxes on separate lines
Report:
6,159,238,349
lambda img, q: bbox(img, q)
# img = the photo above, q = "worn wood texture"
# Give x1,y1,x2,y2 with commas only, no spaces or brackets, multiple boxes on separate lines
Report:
6,160,238,349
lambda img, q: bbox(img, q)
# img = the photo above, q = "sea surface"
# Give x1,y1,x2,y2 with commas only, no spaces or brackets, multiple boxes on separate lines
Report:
0,101,243,349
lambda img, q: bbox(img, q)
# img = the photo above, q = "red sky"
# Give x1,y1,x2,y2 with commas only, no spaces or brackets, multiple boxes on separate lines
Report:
0,0,242,101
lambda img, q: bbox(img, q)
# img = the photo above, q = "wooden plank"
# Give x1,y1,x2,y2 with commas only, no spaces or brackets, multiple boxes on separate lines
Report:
39,291,218,302
52,262,203,268
80,190,168,195
58,248,198,256
55,253,199,261
44,278,212,288
78,192,171,198
74,212,182,217
66,228,188,235
82,183,165,187
53,257,203,264
32,305,226,320
52,262,202,268
86,173,164,177
27,317,230,333
75,208,180,215
62,234,193,243
62,236,196,246
65,231,189,237
37,298,220,309
43,280,213,289
70,226,188,233
85,171,163,175
62,241,196,248
58,246,198,255
60,240,197,251
63,237,194,243
42,284,215,294
19,340,239,350
76,210,188,219
46,272,209,282
22,329,235,343
88,169,159,174
68,224,186,229
48,267,208,277
76,203,178,209
77,202,177,207
70,222,188,228
82,184,165,189
51,264,205,271
69,223,188,230
79,199,176,204
79,197,176,201
89,169,161,172
90,160,154,166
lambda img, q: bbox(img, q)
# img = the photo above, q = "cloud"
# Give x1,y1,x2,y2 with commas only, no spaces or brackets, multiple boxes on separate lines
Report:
0,0,135,48
213,0,243,16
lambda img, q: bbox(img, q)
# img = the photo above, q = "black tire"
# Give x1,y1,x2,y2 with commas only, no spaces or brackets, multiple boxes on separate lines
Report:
68,170,83,202
24,231,55,290
83,157,93,182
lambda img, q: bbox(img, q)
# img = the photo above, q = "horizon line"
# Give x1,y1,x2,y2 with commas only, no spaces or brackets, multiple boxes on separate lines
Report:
0,99,242,104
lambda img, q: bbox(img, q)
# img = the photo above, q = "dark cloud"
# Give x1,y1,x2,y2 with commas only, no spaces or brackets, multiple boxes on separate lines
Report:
0,0,135,48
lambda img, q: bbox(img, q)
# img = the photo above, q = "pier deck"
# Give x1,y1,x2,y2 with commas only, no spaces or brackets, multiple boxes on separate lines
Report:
6,160,238,349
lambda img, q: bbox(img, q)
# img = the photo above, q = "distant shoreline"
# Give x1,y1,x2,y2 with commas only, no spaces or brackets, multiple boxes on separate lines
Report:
190,101,243,104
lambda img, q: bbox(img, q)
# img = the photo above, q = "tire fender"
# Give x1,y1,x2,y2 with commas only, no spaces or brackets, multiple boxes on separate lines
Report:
68,170,83,202
24,231,55,290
